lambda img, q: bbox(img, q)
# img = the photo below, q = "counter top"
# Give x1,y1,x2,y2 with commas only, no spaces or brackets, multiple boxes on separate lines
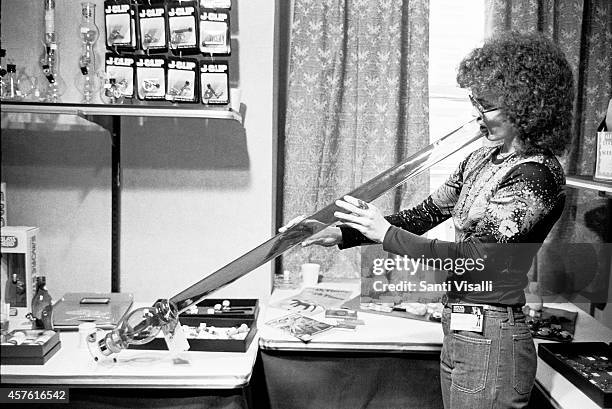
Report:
259,281,443,353
1,307,260,389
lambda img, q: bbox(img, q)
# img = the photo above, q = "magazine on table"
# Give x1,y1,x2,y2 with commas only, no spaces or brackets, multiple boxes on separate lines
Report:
270,287,353,315
265,312,335,342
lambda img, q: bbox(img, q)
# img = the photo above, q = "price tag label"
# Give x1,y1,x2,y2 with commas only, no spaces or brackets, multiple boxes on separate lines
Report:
163,323,190,353
449,304,483,333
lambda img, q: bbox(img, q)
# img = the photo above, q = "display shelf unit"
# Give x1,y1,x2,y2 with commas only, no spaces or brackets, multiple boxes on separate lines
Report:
0,101,243,293
0,101,242,121
565,175,612,195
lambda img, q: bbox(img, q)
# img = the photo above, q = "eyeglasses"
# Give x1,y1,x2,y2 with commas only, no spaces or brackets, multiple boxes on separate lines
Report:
469,94,499,117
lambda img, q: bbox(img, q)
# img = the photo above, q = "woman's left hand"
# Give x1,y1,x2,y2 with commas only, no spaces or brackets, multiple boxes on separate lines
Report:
334,195,391,244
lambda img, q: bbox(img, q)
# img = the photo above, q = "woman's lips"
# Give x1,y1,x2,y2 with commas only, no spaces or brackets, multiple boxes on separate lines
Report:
479,124,489,135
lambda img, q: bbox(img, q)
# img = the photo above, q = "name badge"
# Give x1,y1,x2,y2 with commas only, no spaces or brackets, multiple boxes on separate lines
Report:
449,304,483,333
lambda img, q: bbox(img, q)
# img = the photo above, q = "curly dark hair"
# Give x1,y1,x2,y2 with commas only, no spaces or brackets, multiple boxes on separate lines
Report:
456,31,574,155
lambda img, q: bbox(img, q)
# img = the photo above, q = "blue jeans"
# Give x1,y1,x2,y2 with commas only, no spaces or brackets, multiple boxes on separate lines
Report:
440,306,537,409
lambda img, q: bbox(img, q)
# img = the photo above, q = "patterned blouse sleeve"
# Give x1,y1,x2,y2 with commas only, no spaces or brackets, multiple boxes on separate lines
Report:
472,161,563,243
382,161,564,262
339,152,471,249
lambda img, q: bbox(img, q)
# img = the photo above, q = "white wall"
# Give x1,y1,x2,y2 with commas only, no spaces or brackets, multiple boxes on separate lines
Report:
1,0,275,303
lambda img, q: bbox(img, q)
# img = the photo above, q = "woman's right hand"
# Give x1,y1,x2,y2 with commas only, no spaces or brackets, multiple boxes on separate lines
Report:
278,216,342,247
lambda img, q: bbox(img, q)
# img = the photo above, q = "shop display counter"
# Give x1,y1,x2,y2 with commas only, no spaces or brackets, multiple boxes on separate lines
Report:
0,303,263,409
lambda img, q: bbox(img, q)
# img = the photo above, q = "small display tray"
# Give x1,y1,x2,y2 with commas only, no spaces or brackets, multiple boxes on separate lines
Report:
129,299,259,353
1,329,61,365
524,306,577,342
538,342,611,408
183,298,259,321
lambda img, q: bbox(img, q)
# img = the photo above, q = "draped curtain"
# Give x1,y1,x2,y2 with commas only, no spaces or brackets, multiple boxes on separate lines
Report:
281,0,430,280
485,0,612,304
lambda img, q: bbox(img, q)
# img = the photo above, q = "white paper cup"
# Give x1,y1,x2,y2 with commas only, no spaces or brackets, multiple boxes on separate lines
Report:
301,263,321,287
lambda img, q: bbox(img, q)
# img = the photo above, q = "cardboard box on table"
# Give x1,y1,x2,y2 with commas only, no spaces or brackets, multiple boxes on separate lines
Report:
0,329,61,365
0,226,40,315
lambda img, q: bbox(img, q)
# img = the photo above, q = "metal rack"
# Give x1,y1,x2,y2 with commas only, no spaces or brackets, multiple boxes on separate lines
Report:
565,175,612,196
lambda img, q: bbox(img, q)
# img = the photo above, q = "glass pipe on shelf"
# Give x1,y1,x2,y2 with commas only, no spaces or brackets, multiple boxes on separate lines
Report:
75,2,100,103
40,0,65,103
0,49,7,99
1,64,22,100
0,48,43,101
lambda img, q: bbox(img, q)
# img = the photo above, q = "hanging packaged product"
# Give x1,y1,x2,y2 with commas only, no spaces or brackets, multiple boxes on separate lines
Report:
104,0,137,51
103,53,135,103
200,0,231,9
166,57,198,103
136,55,167,101
199,8,230,55
168,0,199,54
594,99,612,181
199,60,228,105
137,0,167,53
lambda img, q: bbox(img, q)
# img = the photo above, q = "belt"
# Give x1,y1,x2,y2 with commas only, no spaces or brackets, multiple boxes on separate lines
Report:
441,294,524,313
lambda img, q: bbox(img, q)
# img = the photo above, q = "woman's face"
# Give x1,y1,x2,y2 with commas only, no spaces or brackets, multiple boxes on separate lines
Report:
471,91,519,146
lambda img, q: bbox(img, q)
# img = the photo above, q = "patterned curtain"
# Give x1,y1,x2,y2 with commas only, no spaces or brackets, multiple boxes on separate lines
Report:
485,0,612,304
282,0,430,280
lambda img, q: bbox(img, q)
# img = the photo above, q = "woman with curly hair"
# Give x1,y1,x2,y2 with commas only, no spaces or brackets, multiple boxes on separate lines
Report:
292,31,574,408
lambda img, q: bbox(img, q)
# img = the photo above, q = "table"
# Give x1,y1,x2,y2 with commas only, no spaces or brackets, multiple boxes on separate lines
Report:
259,281,612,409
259,281,444,409
0,310,263,409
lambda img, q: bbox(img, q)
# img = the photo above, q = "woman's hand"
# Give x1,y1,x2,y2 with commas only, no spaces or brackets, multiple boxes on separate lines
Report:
302,226,342,247
278,216,342,247
334,195,391,244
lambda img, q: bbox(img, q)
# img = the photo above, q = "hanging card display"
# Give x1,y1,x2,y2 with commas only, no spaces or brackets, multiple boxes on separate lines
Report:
166,57,198,103
135,55,167,100
104,0,137,51
137,0,168,52
168,1,199,54
199,60,228,105
200,0,231,9
199,9,230,55
104,53,135,100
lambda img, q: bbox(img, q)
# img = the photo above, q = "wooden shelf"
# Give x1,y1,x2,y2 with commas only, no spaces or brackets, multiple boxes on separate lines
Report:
566,175,612,194
0,101,242,122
